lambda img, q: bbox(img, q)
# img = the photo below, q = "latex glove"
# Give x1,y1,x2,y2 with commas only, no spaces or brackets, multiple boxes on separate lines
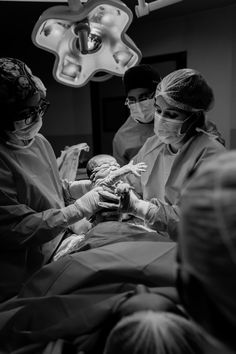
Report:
118,189,150,220
69,179,92,199
93,210,122,225
75,187,119,219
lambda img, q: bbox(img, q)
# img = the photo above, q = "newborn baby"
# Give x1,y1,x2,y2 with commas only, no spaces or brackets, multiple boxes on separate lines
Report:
87,154,146,191
86,154,147,223
54,156,147,260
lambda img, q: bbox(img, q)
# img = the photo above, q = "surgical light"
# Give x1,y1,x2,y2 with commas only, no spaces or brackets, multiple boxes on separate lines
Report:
135,0,183,17
32,0,142,87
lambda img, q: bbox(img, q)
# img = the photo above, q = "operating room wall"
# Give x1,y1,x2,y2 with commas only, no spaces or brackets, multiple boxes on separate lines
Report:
0,1,94,160
42,2,236,154
30,53,93,159
1,2,235,156
40,76,93,158
128,3,236,148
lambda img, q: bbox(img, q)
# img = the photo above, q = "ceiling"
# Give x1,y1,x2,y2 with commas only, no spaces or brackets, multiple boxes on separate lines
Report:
0,0,235,18
124,0,236,23
0,0,235,25
0,0,235,74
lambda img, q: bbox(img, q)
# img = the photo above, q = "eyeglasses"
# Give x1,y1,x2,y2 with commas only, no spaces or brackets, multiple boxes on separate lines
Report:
125,92,154,106
17,98,50,125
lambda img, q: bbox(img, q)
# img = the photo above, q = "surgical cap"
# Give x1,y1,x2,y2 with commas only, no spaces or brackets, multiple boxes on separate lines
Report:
0,57,46,121
123,64,160,95
156,68,214,112
104,311,205,354
178,150,236,350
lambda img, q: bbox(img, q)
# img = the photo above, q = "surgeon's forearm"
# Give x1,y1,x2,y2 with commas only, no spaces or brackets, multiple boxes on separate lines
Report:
62,179,93,204
144,200,180,241
69,180,92,199
1,203,86,250
128,197,179,240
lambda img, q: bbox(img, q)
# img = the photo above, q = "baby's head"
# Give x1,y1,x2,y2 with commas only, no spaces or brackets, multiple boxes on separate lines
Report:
86,154,120,183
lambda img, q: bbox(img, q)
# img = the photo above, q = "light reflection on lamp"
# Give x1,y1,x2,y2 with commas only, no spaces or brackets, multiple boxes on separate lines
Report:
113,50,133,66
61,56,81,78
32,0,142,87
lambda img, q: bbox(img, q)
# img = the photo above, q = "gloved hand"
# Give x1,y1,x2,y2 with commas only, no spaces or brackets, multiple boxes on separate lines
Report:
74,187,119,219
69,179,93,199
118,189,150,220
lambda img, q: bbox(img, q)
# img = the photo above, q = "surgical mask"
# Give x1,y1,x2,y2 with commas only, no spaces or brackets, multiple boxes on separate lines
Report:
129,98,155,123
154,112,187,145
8,116,43,142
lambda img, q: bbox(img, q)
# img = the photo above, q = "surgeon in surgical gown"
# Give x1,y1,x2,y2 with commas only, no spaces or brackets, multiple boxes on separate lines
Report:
112,64,160,166
122,68,226,240
0,57,119,302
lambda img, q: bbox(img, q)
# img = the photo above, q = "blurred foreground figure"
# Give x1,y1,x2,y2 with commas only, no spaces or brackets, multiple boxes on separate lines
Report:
104,310,206,354
178,150,236,353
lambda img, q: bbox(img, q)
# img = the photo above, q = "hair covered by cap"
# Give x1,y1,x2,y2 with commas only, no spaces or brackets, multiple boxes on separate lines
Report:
104,311,204,354
0,57,46,110
123,64,160,95
179,151,236,346
156,68,214,112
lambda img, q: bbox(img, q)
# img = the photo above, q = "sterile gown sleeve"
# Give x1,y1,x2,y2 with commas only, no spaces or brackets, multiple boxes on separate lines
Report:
62,178,92,205
0,134,83,301
113,116,155,166
141,200,180,241
126,133,226,240
0,150,80,251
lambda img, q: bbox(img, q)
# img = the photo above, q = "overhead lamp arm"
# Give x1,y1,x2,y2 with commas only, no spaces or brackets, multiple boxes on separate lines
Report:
135,0,183,17
68,0,84,12
73,22,90,54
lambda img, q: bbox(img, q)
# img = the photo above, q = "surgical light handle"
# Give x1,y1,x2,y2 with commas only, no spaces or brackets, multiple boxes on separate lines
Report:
135,0,183,17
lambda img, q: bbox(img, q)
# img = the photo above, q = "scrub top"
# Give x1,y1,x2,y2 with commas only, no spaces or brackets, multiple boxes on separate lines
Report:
113,116,155,166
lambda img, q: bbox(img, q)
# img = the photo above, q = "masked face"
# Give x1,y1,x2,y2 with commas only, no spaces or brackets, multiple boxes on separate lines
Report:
154,112,186,144
154,96,192,145
6,97,49,145
11,116,43,141
126,88,155,124
129,98,155,123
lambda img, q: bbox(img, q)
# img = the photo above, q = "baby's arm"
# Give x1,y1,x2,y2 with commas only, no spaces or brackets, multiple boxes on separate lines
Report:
102,160,147,187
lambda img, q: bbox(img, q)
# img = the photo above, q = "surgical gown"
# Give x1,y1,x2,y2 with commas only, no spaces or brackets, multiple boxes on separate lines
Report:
112,116,155,166
0,134,76,301
126,131,226,239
